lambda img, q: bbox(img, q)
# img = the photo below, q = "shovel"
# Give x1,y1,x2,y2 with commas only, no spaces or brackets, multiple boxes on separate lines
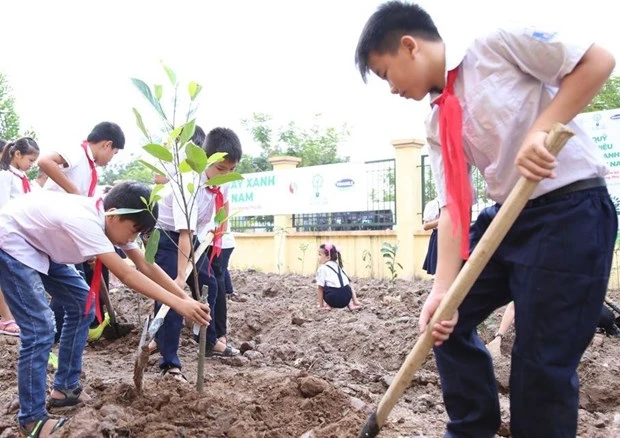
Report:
100,278,135,340
359,123,575,437
133,231,214,392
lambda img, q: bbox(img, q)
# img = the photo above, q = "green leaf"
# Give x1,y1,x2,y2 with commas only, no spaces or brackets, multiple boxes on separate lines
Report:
132,108,149,140
206,151,228,165
178,160,193,173
205,172,243,187
188,81,202,101
214,206,226,224
138,159,165,176
140,196,148,207
187,182,195,194
149,184,165,203
154,84,163,101
397,263,404,269
168,125,184,145
179,119,197,146
161,62,177,86
143,143,173,162
145,229,161,264
185,141,207,173
105,208,146,216
130,78,167,120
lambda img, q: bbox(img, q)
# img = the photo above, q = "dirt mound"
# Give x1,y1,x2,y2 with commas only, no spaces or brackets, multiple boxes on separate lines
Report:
1,271,619,437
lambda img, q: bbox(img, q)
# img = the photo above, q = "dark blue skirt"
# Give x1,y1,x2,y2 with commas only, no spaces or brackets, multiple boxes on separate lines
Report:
422,228,438,275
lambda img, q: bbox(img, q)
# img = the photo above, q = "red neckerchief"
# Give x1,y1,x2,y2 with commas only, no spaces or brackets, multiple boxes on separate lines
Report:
207,186,225,264
9,167,31,193
435,68,472,260
84,198,105,323
81,141,97,197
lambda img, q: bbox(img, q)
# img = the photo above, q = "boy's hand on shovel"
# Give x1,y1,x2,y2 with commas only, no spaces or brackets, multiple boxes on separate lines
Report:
419,292,458,346
177,298,211,327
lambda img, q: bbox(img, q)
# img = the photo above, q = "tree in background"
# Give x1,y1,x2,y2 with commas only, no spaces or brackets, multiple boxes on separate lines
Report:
98,158,153,185
584,76,620,112
237,112,350,173
0,72,20,141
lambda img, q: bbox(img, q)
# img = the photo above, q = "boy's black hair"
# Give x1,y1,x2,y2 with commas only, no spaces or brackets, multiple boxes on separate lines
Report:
192,125,207,148
87,122,126,150
355,1,442,82
103,181,158,234
205,127,242,163
0,137,39,170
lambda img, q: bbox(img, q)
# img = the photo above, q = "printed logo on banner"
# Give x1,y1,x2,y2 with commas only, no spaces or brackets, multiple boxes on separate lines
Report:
611,114,620,121
312,174,324,198
335,178,355,189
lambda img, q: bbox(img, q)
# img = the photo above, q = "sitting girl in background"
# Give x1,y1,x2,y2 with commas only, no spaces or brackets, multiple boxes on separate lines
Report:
316,243,361,311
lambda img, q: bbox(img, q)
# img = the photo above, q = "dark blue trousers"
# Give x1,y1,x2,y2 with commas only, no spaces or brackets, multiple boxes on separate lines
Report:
434,186,617,438
154,231,217,370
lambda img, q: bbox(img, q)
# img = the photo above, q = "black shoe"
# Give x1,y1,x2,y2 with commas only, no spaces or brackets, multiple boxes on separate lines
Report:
607,324,620,338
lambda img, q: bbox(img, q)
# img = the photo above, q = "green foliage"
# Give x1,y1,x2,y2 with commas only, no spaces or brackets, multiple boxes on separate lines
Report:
238,112,350,173
362,249,374,279
297,242,310,273
0,73,20,140
380,242,403,282
584,76,620,113
98,158,154,185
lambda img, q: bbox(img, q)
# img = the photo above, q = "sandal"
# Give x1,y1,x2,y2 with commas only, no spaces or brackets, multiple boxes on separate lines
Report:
206,343,240,357
47,386,87,409
19,416,68,437
0,319,20,336
160,366,188,383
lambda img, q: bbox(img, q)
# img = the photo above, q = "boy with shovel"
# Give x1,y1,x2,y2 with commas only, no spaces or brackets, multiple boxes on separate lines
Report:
0,181,210,437
356,2,616,437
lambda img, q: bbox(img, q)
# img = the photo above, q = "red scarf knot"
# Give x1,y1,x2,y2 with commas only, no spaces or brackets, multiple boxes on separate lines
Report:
81,141,98,197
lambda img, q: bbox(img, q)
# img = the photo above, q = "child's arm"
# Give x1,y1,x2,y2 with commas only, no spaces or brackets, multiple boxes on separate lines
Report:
423,219,439,231
124,248,189,300
98,251,210,325
38,152,81,195
175,230,192,289
317,285,325,308
418,207,461,345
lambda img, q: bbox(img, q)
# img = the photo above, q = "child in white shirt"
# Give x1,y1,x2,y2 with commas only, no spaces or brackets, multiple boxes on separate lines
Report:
0,181,210,437
316,243,361,310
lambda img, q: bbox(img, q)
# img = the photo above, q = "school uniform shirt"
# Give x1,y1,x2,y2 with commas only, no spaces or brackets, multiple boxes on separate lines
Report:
316,261,350,288
427,27,607,206
0,166,31,209
422,198,440,223
0,191,138,275
43,144,97,196
157,172,230,237
222,232,235,249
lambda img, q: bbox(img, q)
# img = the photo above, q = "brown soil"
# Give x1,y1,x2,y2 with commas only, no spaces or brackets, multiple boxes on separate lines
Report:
1,272,619,437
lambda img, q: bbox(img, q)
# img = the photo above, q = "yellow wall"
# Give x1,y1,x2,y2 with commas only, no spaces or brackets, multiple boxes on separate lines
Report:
231,230,433,280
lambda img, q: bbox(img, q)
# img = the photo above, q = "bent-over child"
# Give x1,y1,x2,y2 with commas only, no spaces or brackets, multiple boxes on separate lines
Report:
0,181,210,437
316,243,361,311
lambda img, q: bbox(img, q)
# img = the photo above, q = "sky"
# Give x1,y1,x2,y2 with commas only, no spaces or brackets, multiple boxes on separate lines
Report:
2,0,619,164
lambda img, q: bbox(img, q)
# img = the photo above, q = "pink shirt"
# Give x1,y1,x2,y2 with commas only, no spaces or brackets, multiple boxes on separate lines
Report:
427,27,607,206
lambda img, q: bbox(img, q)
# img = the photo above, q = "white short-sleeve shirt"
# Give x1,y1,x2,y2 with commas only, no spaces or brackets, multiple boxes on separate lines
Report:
0,191,137,274
422,198,440,222
316,261,350,288
0,166,31,209
426,27,607,206
43,144,97,196
157,173,230,236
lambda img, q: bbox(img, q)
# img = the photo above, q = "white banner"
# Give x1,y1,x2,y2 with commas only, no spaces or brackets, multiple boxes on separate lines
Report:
576,109,620,202
229,162,370,216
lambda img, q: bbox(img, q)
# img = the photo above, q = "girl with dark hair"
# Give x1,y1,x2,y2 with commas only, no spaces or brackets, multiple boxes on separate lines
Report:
316,243,361,310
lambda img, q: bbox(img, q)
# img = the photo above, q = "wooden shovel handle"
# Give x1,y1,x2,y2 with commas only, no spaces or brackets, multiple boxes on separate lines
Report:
361,123,575,437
